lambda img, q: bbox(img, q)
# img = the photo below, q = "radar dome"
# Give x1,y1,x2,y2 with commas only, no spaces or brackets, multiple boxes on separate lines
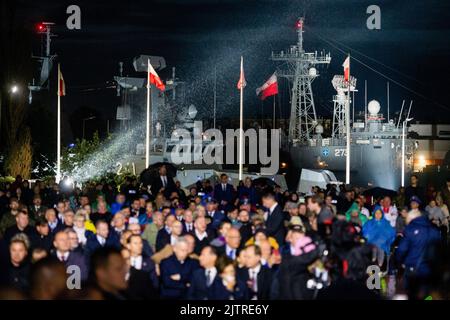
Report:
368,100,381,115
315,124,324,134
309,68,317,77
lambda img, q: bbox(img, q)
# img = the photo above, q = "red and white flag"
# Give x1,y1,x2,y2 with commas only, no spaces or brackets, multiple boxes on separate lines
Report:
237,56,246,90
342,56,350,82
256,73,278,100
58,64,66,97
148,59,165,91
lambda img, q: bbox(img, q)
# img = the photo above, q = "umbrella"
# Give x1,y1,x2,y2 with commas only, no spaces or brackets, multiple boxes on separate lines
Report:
140,162,177,186
252,177,280,189
362,187,397,199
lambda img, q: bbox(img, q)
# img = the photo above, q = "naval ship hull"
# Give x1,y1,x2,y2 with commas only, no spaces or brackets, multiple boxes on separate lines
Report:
288,138,414,191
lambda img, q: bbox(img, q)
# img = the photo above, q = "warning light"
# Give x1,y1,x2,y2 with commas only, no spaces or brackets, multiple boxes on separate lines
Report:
296,19,303,29
36,23,46,32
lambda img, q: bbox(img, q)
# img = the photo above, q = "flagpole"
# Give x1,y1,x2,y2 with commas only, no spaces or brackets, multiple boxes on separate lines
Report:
239,56,244,181
273,96,276,129
345,54,351,185
146,59,151,169
56,64,61,183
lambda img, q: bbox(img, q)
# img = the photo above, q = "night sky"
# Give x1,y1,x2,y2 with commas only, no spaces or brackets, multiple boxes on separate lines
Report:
14,0,450,139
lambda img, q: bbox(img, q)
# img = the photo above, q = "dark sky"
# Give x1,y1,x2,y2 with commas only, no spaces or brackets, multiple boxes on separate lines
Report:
15,0,450,131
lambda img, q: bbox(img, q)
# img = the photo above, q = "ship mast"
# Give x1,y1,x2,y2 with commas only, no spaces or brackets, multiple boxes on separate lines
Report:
271,18,331,143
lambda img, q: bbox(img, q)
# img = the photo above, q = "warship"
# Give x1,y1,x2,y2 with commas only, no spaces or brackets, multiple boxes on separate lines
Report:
272,18,416,191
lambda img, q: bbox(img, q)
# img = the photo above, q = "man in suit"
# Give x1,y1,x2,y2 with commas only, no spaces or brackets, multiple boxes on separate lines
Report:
150,165,176,198
45,208,64,235
182,209,195,234
216,227,241,260
29,217,53,252
121,248,159,300
85,220,119,257
142,211,164,251
28,195,47,220
237,245,273,300
155,214,176,252
205,200,225,230
53,230,88,281
214,174,235,211
193,216,215,255
187,245,218,299
262,192,286,246
126,234,158,289
159,237,199,299
3,210,35,245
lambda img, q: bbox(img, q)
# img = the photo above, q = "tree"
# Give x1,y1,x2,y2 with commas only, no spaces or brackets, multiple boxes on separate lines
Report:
0,0,33,178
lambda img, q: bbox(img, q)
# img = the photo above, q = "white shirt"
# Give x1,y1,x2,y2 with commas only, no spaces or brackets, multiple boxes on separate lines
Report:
161,176,168,187
222,184,227,192
130,255,143,270
264,203,278,221
97,235,106,246
185,222,193,233
170,235,178,246
57,251,69,262
226,245,237,259
248,264,261,293
205,267,217,286
195,229,208,241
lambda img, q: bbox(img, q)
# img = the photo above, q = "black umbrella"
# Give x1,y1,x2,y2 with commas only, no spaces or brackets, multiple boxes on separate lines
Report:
140,162,177,186
252,177,280,189
362,187,397,199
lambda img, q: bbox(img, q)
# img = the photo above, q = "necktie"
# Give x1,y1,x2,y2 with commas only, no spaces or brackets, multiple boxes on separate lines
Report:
230,250,235,259
222,184,226,192
163,176,167,187
251,270,257,292
206,270,211,286
60,254,66,262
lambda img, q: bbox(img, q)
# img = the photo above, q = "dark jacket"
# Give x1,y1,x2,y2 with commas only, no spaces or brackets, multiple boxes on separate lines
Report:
395,215,440,276
207,276,249,300
237,265,273,300
150,175,176,198
193,230,215,255
186,267,217,300
265,204,286,246
213,183,235,210
29,232,53,252
126,267,159,300
155,228,171,252
84,234,120,258
274,249,319,300
159,255,198,299
3,225,36,245
207,210,225,230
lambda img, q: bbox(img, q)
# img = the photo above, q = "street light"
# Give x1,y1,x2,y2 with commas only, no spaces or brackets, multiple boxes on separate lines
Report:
10,85,20,94
82,116,96,139
401,117,413,187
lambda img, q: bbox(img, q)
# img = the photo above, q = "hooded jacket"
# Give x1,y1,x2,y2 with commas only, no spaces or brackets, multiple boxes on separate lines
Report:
362,210,395,254
395,215,440,276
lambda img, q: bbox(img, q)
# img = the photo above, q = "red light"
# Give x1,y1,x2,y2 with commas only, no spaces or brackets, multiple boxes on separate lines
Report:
36,23,46,32
296,19,303,29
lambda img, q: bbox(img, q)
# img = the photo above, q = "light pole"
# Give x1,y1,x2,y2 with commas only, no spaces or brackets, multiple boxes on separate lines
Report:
401,117,413,187
82,116,96,139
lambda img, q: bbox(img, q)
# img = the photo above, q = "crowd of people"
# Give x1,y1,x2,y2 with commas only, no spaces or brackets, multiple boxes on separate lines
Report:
0,167,449,300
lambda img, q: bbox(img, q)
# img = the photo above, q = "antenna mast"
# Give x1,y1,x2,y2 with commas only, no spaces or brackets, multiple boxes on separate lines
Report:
271,18,331,143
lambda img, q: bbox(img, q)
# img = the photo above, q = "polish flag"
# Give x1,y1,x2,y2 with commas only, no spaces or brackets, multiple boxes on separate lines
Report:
256,73,278,100
58,64,65,97
148,59,165,91
237,56,246,90
342,56,350,82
